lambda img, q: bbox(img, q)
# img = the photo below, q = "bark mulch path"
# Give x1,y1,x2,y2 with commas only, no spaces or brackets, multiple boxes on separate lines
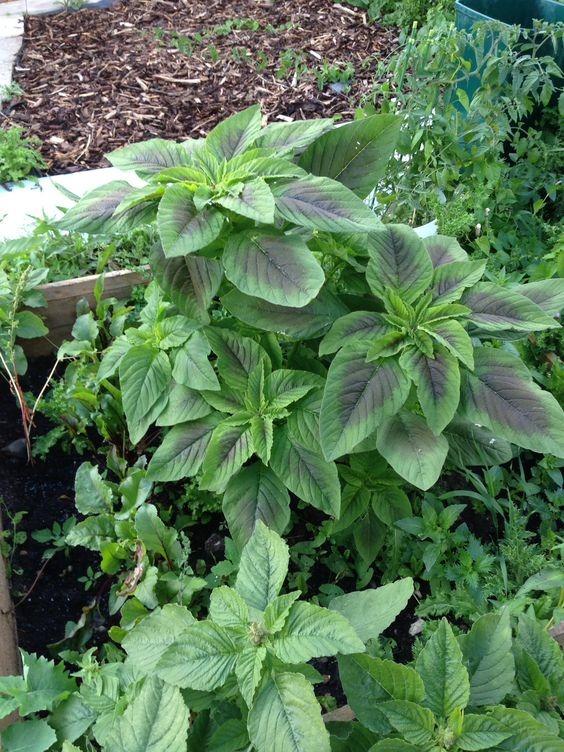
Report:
2,0,399,174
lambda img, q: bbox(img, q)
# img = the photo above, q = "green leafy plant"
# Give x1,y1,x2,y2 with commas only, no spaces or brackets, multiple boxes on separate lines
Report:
0,126,47,184
318,225,564,489
340,610,564,751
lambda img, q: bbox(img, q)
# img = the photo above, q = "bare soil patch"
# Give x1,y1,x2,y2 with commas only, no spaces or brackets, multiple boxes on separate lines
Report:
2,0,398,174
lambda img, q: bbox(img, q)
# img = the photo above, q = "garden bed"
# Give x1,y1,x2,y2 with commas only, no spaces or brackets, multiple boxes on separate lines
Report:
3,0,398,174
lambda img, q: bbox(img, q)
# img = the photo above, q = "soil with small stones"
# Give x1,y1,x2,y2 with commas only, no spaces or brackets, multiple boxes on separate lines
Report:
2,0,399,174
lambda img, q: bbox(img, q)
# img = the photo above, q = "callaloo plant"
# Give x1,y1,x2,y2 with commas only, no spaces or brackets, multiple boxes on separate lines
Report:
318,225,564,489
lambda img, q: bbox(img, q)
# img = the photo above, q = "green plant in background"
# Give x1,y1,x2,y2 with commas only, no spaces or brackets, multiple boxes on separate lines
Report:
337,0,454,26
0,82,24,102
366,17,564,272
340,611,564,751
316,60,356,92
0,126,47,184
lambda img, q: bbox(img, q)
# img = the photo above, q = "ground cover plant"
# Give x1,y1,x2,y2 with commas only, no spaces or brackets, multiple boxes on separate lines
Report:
0,102,562,751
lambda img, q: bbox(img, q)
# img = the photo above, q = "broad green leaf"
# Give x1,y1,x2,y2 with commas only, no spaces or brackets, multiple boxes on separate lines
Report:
57,181,135,234
265,369,323,410
206,105,263,161
459,609,515,706
1,719,57,752
225,150,306,179
271,601,364,663
517,613,564,687
400,346,460,435
339,654,425,733
254,118,334,153
376,410,449,490
462,283,559,333
353,508,386,564
457,714,512,751
235,520,289,612
517,278,564,317
368,742,420,751
299,114,401,198
329,578,414,643
206,328,270,392
120,345,171,444
423,318,474,370
156,621,240,689
320,344,410,460
151,244,223,323
172,331,220,391
209,586,249,628
423,235,468,267
222,229,324,307
431,260,486,305
236,647,266,707
222,462,291,548
157,185,224,257
111,676,188,752
380,700,435,746
271,176,380,233
135,503,181,563
49,694,97,744
415,619,470,718
155,316,197,349
222,288,347,339
270,426,341,517
147,414,221,481
16,652,75,716
215,178,275,223
263,592,301,634
156,382,212,426
15,310,48,339
74,462,112,515
108,138,194,177
200,422,254,493
516,568,564,597
65,514,115,551
460,348,564,457
319,311,389,356
250,415,273,465
98,336,131,381
445,418,514,467
366,225,433,304
207,718,249,752
122,604,195,673
489,707,564,752
248,672,331,752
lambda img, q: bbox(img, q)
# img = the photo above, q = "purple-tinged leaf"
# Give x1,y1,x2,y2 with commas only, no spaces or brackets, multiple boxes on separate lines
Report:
107,138,195,177
517,278,564,318
271,176,381,233
320,343,410,460
215,178,275,223
151,244,223,323
57,181,137,234
400,346,460,434
376,410,449,490
431,260,486,304
206,105,263,161
221,288,347,339
299,114,402,198
222,230,324,307
423,235,468,267
147,414,221,482
462,283,559,333
319,311,389,356
157,184,224,257
366,225,433,304
253,118,334,153
460,348,564,457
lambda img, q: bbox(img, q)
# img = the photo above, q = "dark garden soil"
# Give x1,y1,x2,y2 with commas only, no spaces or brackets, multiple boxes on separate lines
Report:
2,0,399,174
0,360,93,655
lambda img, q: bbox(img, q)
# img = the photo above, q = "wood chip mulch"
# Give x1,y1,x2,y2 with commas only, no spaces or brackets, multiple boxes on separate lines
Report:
1,0,399,174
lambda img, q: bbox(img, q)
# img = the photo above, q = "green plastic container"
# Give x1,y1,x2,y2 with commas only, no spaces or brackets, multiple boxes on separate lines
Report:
454,0,564,104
